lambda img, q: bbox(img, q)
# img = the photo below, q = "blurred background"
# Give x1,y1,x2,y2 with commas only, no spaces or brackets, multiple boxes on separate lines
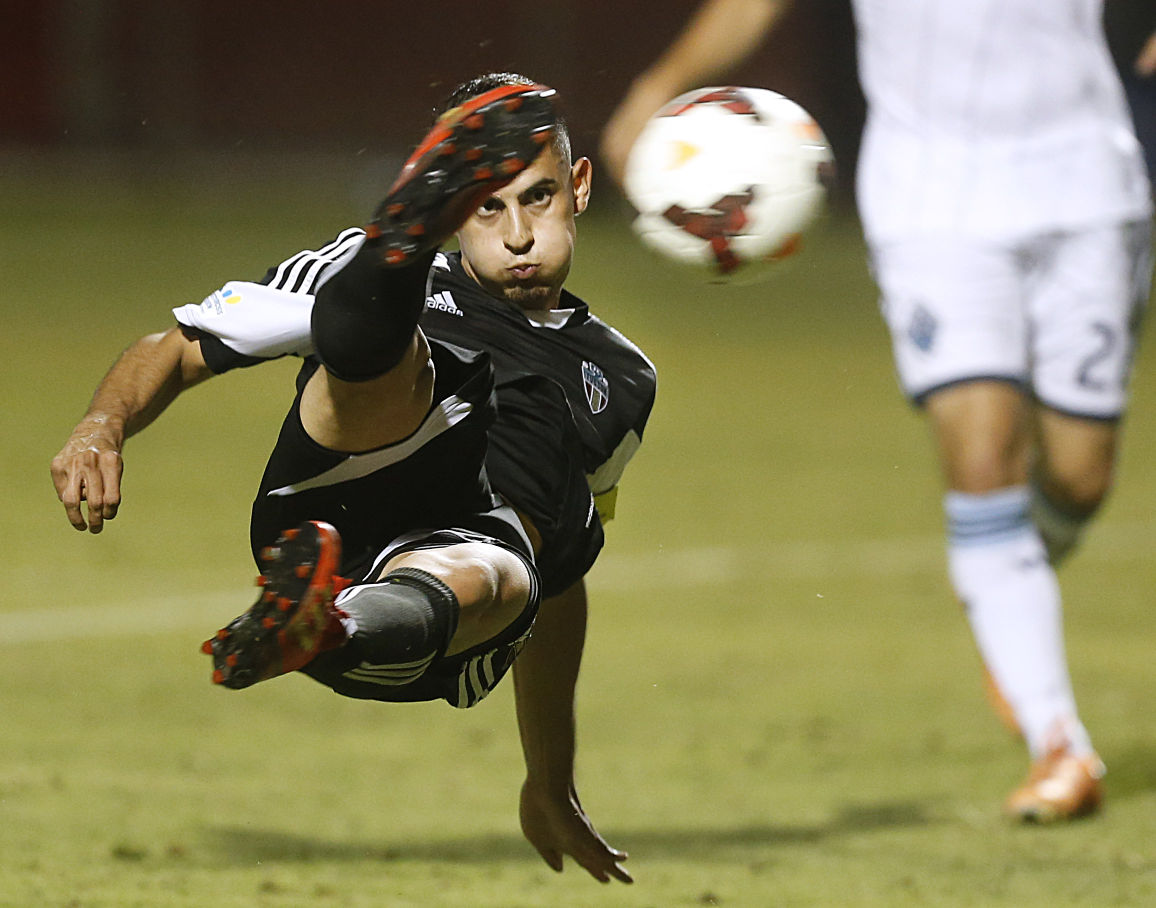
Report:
0,0,865,197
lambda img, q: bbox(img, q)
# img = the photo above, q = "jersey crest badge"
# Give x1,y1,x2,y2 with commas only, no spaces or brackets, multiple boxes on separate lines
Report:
908,303,938,353
582,361,609,414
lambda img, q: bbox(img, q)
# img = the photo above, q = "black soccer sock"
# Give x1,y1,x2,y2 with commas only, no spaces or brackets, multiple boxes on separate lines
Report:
336,567,460,668
310,239,435,382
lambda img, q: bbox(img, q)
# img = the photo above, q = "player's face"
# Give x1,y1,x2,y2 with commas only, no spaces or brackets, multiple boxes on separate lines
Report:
457,144,592,310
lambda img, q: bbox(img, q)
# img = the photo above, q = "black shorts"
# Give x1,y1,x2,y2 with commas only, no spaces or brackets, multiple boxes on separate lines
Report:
302,522,540,708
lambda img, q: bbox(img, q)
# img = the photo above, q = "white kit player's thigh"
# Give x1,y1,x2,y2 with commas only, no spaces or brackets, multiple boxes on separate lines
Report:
871,236,1029,404
1027,220,1152,419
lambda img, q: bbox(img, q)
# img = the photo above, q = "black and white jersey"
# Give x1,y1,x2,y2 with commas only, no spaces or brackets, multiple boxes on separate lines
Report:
423,252,656,594
247,343,512,580
172,229,519,577
172,231,656,594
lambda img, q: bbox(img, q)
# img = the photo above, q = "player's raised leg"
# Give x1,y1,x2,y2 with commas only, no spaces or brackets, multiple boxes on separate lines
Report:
304,82,559,450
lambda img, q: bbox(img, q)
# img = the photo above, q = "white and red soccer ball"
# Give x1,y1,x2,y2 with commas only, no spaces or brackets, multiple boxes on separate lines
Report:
623,86,834,282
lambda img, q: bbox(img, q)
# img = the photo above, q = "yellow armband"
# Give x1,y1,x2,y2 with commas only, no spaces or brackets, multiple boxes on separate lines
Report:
593,487,618,523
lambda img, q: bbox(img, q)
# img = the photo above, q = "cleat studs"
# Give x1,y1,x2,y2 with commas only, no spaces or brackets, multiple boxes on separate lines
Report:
212,670,225,684
532,128,553,145
260,545,279,562
384,248,407,266
277,597,293,612
200,639,214,655
282,528,299,541
473,166,494,181
256,575,268,587
504,97,523,113
216,628,230,640
438,143,457,157
465,113,484,130
500,158,524,175
262,617,276,628
226,654,238,667
406,223,426,237
263,590,276,603
385,202,405,218
464,147,483,162
295,564,312,578
364,222,382,239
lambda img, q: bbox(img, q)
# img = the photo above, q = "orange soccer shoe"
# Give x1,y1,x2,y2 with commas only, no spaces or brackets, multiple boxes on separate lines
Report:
367,81,558,267
1004,747,1105,823
202,521,348,690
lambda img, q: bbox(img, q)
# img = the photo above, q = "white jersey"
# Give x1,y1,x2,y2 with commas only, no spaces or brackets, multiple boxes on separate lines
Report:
851,0,1152,242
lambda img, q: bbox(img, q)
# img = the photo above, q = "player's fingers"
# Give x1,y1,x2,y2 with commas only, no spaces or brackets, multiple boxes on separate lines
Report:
53,462,91,531
97,451,123,520
574,846,632,884
606,859,633,884
534,845,564,873
81,471,106,534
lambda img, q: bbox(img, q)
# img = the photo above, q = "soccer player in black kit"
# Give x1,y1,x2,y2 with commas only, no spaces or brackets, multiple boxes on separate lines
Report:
51,74,653,884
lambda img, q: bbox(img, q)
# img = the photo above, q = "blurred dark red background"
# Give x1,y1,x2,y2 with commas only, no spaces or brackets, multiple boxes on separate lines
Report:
0,0,865,179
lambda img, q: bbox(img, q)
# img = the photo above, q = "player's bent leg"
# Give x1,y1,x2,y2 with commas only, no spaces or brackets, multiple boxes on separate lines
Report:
1030,408,1119,565
924,381,1033,492
203,521,349,689
927,382,1100,819
302,535,540,709
379,542,535,658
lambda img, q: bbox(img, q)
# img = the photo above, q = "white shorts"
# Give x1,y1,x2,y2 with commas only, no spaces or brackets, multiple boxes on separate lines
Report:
872,220,1152,419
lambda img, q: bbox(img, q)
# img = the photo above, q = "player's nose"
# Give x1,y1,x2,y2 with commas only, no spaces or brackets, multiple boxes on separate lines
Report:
502,208,533,254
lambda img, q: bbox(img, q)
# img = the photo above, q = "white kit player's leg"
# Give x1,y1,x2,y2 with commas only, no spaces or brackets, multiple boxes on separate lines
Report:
945,488,1092,759
878,232,1120,821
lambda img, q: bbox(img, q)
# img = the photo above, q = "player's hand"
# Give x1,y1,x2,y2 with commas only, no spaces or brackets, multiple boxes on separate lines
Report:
519,779,632,884
50,421,124,533
1137,32,1156,77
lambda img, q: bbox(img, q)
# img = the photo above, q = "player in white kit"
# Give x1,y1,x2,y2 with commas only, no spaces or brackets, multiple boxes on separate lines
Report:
602,0,1154,821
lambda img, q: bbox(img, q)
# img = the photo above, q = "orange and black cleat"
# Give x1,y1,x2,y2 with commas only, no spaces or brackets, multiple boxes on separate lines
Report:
366,82,558,267
201,521,348,690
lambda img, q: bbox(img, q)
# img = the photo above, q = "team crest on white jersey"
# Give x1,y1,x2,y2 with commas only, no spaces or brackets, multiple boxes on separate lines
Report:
908,303,938,353
425,290,463,317
582,361,609,414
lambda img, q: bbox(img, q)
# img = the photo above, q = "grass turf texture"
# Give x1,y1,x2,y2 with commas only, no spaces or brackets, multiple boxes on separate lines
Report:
3,154,1155,906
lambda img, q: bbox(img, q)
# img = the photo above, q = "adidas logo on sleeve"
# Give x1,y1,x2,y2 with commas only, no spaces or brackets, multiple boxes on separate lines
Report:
425,290,463,317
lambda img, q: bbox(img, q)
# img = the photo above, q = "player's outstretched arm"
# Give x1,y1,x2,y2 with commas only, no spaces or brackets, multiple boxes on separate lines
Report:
600,0,787,186
51,326,213,533
512,578,632,884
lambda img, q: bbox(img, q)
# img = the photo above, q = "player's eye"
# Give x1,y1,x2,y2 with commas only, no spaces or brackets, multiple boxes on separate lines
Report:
478,197,504,215
522,185,554,207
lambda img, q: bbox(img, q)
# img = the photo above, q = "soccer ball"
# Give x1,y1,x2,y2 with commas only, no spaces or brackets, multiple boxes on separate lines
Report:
623,86,833,282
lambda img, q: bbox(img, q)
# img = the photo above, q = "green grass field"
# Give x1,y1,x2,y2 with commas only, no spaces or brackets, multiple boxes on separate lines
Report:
3,154,1155,907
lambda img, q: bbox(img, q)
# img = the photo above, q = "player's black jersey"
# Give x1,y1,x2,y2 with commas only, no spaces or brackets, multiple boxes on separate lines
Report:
422,252,656,595
248,340,509,579
172,231,656,595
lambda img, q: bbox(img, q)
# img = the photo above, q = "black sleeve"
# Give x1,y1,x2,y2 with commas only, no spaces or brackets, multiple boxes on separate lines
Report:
178,324,275,374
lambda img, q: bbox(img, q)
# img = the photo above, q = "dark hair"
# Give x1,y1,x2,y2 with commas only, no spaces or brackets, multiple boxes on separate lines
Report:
438,72,571,162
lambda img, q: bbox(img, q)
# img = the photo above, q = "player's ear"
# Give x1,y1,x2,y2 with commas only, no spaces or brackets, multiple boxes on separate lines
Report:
571,157,593,215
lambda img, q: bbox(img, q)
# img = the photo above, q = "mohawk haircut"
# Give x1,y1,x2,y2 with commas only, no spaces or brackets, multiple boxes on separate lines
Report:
438,72,571,163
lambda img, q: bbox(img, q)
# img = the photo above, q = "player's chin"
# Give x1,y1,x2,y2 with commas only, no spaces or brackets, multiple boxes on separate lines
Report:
502,281,556,308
